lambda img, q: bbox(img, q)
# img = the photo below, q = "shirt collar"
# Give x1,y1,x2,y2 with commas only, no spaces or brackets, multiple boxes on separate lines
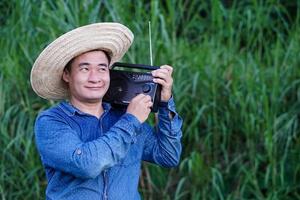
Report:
58,101,112,117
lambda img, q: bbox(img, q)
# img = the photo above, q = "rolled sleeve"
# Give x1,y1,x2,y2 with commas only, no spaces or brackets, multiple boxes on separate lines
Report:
142,97,183,167
158,97,183,136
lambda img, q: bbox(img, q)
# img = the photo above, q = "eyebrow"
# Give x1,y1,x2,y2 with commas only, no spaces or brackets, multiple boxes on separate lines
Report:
78,62,108,68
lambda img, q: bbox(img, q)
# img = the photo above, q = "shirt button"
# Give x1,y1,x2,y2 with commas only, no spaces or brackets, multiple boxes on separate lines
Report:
76,149,82,155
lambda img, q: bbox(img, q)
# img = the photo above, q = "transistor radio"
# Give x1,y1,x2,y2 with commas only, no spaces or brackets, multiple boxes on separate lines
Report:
103,62,161,112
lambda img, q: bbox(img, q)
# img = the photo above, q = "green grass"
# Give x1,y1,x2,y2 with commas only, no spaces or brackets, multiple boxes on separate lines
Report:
1,0,300,199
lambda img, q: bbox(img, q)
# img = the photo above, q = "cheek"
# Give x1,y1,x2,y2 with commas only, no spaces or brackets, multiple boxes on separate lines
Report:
75,73,88,82
104,73,110,83
69,74,87,88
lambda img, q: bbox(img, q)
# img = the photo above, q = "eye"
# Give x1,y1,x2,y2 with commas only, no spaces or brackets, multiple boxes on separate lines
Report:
79,66,89,72
98,66,108,72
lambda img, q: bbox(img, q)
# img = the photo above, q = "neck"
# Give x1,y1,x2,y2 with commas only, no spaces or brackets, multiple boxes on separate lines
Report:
69,98,104,118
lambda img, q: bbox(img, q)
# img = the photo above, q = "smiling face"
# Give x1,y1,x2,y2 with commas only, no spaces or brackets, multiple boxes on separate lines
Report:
62,50,110,104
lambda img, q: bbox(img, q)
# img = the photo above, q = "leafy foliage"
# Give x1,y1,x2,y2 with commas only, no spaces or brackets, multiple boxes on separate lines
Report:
1,0,300,199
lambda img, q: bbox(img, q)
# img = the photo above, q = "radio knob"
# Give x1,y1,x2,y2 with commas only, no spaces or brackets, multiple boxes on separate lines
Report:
142,84,151,93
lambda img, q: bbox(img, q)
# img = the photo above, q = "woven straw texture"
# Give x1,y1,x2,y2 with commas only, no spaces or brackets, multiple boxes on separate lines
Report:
30,22,134,100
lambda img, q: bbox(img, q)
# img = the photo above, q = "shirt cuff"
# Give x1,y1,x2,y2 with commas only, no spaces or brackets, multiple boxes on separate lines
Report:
157,97,182,136
158,96,177,117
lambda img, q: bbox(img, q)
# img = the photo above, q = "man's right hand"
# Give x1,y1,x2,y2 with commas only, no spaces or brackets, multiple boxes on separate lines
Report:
126,94,153,123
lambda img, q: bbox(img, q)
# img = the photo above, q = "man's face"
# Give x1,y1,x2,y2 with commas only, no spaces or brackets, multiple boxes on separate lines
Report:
62,50,110,103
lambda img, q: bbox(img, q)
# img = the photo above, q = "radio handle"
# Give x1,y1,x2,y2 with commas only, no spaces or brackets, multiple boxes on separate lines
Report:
112,62,160,71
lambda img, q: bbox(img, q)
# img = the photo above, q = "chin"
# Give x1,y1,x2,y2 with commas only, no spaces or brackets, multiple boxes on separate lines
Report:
84,97,103,103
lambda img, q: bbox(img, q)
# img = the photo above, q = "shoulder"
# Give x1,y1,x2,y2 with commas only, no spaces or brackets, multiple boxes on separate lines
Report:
35,102,70,125
34,102,73,137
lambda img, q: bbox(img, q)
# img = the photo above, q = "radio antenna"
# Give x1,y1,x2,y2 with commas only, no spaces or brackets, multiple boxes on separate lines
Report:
149,21,153,66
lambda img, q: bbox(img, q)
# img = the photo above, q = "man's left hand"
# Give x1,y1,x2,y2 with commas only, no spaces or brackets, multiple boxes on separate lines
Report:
151,65,173,102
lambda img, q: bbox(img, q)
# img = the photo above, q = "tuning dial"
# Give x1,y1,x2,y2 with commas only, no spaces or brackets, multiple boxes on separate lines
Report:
142,84,151,93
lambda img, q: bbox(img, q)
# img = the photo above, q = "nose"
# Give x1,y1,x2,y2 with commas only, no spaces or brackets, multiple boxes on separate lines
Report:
88,69,101,83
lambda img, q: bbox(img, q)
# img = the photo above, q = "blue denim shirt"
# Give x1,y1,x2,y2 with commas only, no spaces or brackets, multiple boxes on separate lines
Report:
34,98,182,200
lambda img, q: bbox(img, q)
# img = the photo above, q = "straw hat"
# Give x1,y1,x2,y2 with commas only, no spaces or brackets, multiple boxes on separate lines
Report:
30,22,134,100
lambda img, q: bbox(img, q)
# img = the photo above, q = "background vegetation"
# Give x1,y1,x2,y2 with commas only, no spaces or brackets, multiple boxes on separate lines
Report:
1,0,300,199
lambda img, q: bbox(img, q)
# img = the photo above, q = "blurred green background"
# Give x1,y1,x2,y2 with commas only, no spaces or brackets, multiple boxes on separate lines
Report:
1,0,300,199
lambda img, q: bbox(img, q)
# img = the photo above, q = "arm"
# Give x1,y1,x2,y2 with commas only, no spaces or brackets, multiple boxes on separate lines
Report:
142,97,183,167
141,65,183,166
35,112,141,179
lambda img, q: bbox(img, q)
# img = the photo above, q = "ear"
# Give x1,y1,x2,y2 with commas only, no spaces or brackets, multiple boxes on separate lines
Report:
62,70,70,83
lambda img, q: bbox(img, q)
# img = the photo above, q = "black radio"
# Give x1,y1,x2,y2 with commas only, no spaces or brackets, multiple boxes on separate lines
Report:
103,62,161,112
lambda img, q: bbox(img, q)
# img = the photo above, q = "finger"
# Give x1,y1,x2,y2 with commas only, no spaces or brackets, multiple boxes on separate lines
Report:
146,107,151,113
160,65,173,74
133,93,146,101
153,78,167,86
136,93,146,97
153,77,173,88
152,72,171,84
147,101,153,108
153,75,173,84
141,95,152,103
152,68,170,77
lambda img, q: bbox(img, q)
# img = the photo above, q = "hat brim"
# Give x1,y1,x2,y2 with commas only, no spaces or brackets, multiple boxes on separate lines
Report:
30,22,134,100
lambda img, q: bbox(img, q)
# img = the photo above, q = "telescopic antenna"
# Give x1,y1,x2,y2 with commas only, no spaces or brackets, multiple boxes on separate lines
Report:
149,21,159,133
149,21,153,66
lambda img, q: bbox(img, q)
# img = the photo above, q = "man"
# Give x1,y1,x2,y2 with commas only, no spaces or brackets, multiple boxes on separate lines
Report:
31,22,182,200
